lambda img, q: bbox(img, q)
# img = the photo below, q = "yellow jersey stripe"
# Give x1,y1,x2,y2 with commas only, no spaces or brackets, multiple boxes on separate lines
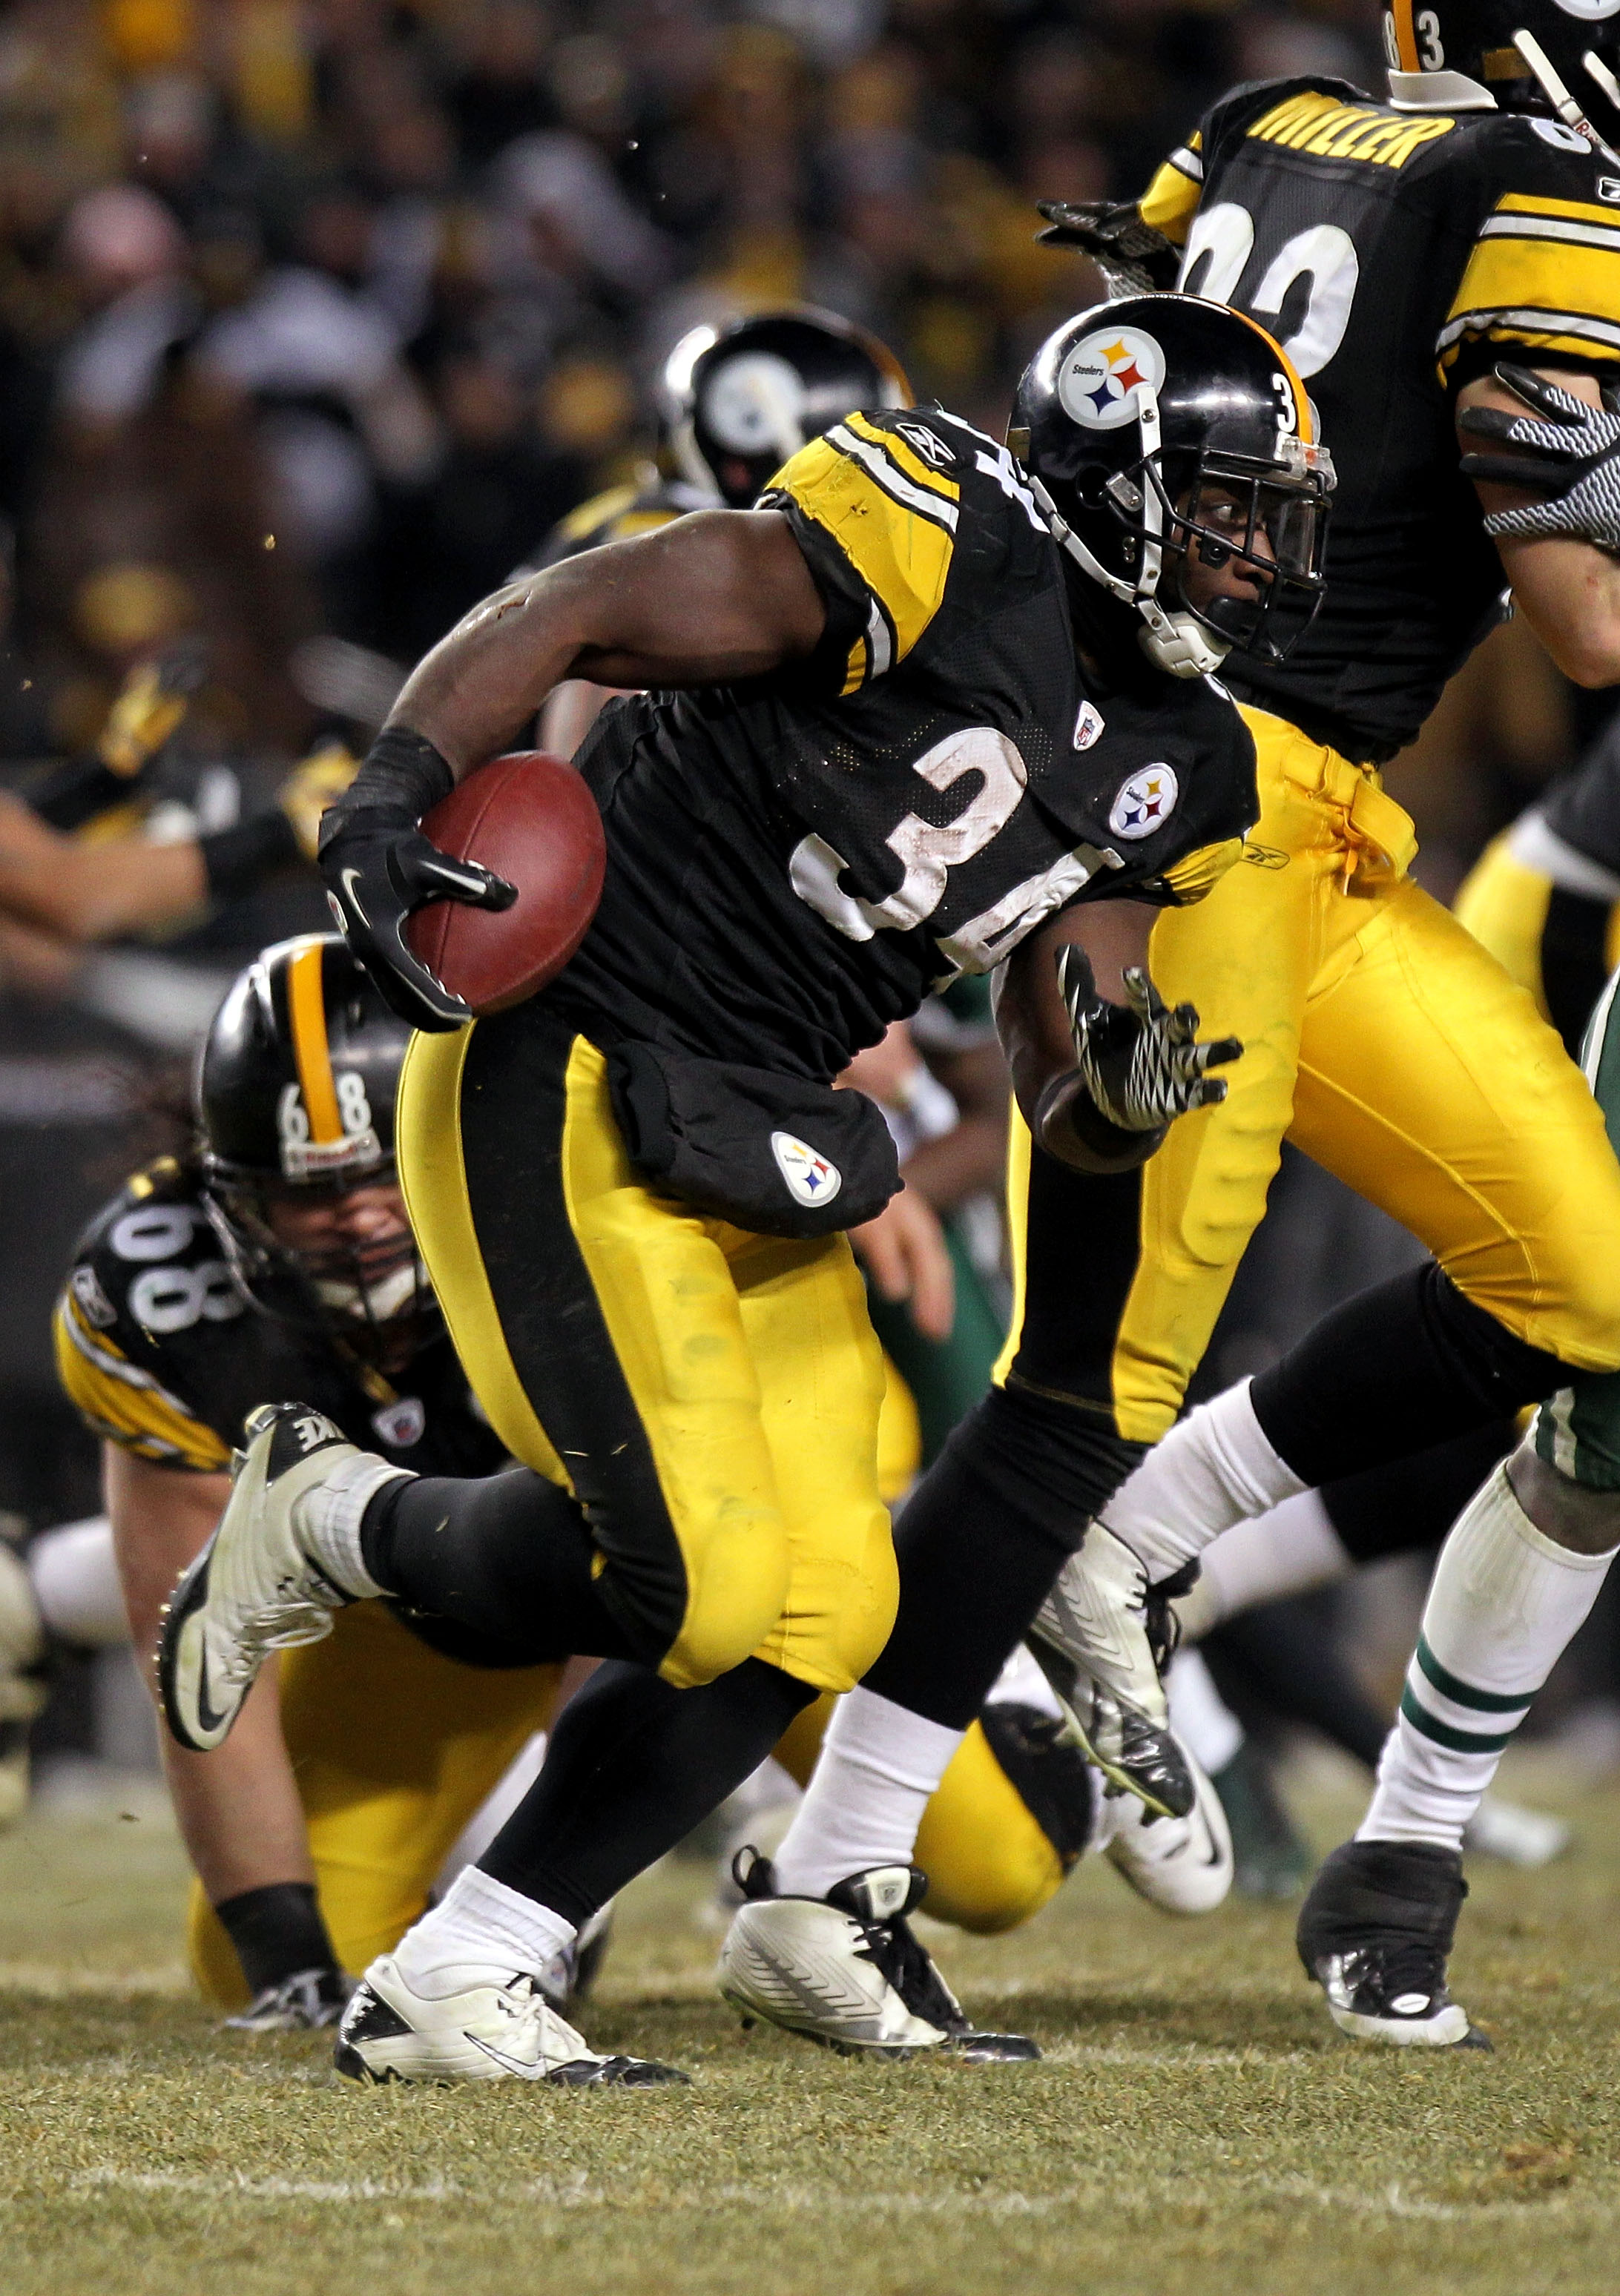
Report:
771,431,954,666
53,1299,228,1470
1440,231,1620,365
287,937,343,1146
821,423,958,534
1495,191,1620,228
843,412,962,509
1479,211,1620,255
1139,158,1200,245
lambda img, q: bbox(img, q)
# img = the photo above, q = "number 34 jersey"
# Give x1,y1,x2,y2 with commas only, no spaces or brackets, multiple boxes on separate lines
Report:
1142,76,1620,764
545,406,1259,1084
53,1158,508,1478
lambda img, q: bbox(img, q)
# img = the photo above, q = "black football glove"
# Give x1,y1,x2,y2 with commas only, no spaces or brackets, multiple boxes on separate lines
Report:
318,735,515,1033
1057,945,1241,1132
1458,364,1620,550
1034,199,1182,294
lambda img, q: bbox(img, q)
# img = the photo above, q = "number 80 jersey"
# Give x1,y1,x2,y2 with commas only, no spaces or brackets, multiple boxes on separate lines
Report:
545,406,1259,1084
1141,75,1620,765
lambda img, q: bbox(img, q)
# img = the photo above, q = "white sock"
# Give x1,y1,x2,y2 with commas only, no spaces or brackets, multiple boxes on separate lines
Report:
769,1686,964,1900
1101,1379,1308,1580
1166,1648,1245,1776
294,1456,409,1599
392,1865,576,1997
1360,1455,1616,1852
29,1517,128,1646
1176,1488,1351,1639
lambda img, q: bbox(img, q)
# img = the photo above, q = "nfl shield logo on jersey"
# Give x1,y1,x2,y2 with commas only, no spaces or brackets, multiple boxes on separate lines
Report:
1108,764,1179,839
372,1396,427,1449
771,1131,842,1209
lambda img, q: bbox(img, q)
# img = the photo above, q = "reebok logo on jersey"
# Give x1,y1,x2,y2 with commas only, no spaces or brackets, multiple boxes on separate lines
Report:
70,1265,116,1329
894,418,955,468
771,1132,841,1209
1073,699,1105,751
1108,765,1179,839
372,1396,427,1449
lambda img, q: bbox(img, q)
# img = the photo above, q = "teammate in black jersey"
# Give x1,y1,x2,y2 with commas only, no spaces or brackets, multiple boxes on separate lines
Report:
152,294,1326,2083
56,934,565,2029
932,0,1620,2051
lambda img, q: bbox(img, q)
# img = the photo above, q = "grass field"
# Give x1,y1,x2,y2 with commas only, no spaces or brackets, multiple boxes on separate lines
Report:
4,1755,1619,2296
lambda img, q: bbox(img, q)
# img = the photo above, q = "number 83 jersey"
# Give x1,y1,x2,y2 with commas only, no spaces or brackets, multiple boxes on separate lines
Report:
545,406,1258,1084
1141,73,1620,765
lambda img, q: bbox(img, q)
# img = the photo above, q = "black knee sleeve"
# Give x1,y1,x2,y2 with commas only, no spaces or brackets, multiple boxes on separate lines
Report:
360,1466,636,1663
1251,1262,1564,1488
862,1385,1142,1731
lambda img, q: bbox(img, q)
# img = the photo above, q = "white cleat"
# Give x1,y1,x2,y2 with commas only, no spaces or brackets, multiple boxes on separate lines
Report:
1027,1524,1195,1817
158,1402,380,1752
717,1853,1039,2062
335,1953,688,2086
1096,1734,1233,1915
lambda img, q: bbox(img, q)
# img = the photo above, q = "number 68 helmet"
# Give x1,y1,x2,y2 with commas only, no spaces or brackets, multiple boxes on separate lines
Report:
197,933,428,1341
1010,293,1334,677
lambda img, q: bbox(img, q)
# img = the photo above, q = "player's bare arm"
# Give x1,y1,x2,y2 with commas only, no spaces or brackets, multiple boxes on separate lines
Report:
106,1445,315,1904
1458,366,1620,688
389,510,828,779
0,791,206,943
996,897,1230,1175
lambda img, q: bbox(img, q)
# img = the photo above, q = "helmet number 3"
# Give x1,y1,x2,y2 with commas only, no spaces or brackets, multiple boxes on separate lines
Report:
1179,205,1360,378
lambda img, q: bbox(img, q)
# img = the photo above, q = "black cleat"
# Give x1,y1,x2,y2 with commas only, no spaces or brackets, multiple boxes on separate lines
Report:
1297,1838,1489,2048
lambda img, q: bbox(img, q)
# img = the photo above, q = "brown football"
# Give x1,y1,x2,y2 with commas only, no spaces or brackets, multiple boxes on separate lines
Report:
404,751,605,1016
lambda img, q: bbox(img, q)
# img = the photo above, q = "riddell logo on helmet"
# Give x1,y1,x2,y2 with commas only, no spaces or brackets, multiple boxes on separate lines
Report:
1058,327,1167,431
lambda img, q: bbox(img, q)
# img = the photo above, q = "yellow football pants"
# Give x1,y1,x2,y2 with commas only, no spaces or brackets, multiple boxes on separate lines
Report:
398,1012,897,1696
1454,825,1620,1043
1081,708,1620,1439
774,1694,1065,1936
190,1603,561,2008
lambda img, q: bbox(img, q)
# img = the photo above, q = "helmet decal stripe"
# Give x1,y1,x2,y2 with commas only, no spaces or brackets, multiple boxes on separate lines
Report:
1225,306,1315,440
1391,0,1421,73
286,939,344,1147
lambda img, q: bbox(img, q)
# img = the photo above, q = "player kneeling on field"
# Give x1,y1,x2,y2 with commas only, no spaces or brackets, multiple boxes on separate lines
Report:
56,934,587,2029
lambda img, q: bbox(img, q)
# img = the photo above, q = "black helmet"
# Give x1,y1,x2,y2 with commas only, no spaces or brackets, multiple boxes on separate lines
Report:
197,934,429,1347
1010,294,1335,678
1386,1,1620,160
660,306,912,507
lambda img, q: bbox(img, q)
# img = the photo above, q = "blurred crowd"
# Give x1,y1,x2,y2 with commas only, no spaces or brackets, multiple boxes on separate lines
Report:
1,0,1616,1794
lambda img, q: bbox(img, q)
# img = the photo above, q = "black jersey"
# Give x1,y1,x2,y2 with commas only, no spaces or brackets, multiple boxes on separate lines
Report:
54,1157,507,1477
541,407,1257,1083
1139,78,1620,763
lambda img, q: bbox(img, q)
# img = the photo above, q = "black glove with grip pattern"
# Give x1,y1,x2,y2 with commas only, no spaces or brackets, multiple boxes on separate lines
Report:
1034,200,1182,294
1057,946,1241,1132
317,727,516,1034
1458,364,1620,550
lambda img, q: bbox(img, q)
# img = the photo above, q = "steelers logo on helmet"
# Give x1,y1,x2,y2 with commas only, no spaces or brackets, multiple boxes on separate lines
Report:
1107,763,1179,840
702,353,807,455
1058,326,1168,432
1551,0,1620,20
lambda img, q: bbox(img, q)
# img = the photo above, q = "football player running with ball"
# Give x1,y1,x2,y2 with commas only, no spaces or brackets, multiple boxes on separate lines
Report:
745,0,1620,2055
154,294,1328,2085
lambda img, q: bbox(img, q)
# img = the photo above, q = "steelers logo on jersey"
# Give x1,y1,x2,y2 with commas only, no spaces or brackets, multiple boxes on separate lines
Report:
771,1130,842,1209
1108,764,1180,839
1058,326,1168,431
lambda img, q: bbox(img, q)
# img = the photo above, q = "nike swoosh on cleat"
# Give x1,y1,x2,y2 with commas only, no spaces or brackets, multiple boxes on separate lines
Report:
340,868,369,926
464,2031,550,2079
